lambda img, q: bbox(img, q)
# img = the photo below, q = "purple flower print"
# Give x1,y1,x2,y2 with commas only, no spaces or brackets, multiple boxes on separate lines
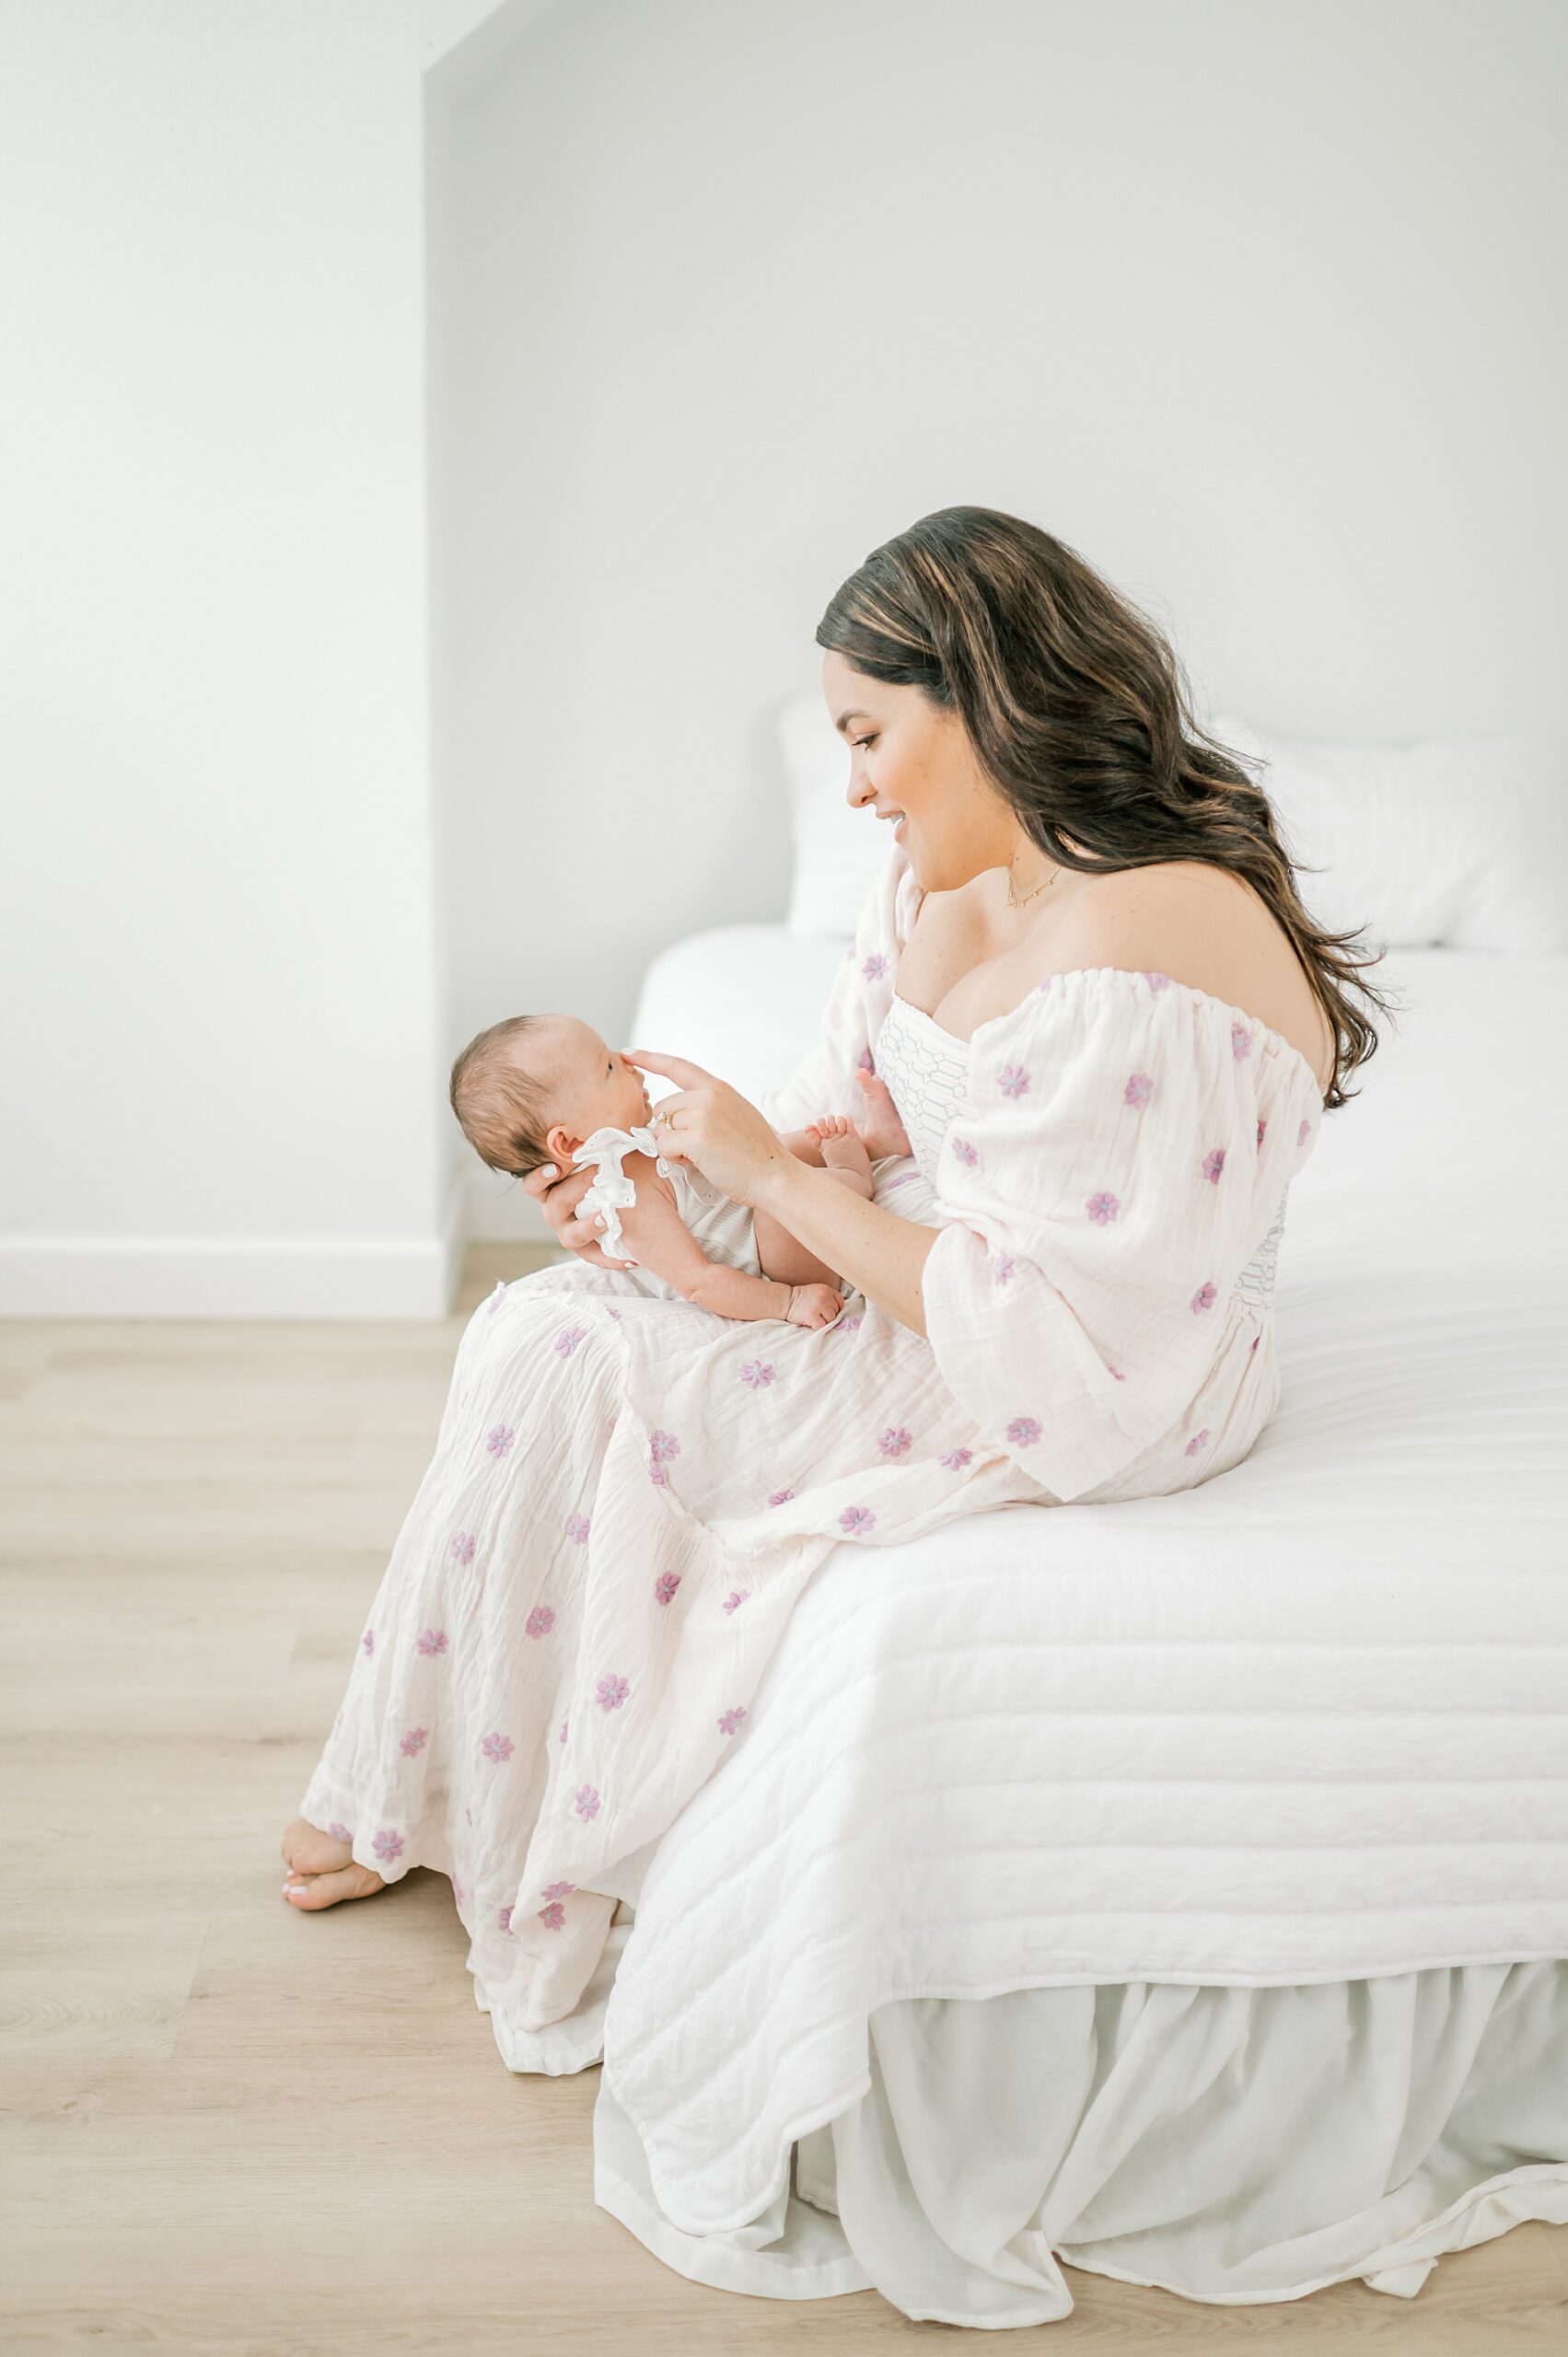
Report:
649,1464,668,1489
540,1900,565,1932
450,1532,476,1564
1232,1024,1253,1061
655,1570,681,1604
1191,1281,1218,1315
1250,1333,1260,1353
1037,974,1054,994
486,1424,515,1459
482,1731,516,1763
858,1046,875,1072
993,1253,1015,1286
1125,1072,1153,1108
565,1511,590,1544
542,1879,575,1898
1184,1428,1211,1457
998,1063,1030,1099
553,1324,587,1359
1257,1117,1267,1149
951,1136,979,1168
557,1717,569,1743
328,1820,353,1844
862,952,888,981
362,1629,375,1657
649,1428,680,1462
607,1306,621,1323
877,1426,912,1457
400,1725,428,1756
1297,1118,1312,1146
722,1589,750,1614
1006,1415,1042,1448
1086,1190,1120,1225
526,1605,556,1640
837,1314,864,1332
1202,1147,1226,1185
1109,1366,1126,1381
740,1361,775,1389
575,1782,600,1822
840,1505,877,1536
372,1829,403,1864
597,1672,630,1712
416,1627,448,1656
1145,970,1171,992
497,1905,513,1933
940,1446,974,1470
767,1488,796,1507
718,1706,748,1737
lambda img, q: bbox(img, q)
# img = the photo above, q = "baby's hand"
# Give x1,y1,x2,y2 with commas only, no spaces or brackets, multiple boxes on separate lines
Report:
785,1282,844,1329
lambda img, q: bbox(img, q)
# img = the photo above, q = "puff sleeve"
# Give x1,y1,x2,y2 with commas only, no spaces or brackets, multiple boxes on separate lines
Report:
757,841,917,1133
920,967,1323,1504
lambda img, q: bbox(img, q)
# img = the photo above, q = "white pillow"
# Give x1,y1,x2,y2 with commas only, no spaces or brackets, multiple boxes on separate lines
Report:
1205,714,1568,954
777,688,889,935
778,682,1568,954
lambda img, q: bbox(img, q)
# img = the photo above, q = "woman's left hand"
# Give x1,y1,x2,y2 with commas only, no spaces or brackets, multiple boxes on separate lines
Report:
624,1051,793,1210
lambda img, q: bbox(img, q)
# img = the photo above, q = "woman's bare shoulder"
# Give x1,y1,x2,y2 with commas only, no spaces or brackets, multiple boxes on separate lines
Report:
1046,862,1334,1089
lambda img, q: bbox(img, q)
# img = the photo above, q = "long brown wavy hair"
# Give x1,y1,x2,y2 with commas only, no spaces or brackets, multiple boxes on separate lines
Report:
816,505,1397,1110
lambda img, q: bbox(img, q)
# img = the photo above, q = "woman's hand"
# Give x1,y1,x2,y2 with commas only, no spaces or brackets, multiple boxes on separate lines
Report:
517,1155,639,1271
623,1051,795,1210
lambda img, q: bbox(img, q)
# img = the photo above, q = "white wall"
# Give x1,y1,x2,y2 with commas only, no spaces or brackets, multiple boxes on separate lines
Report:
0,0,506,1317
428,0,1567,1243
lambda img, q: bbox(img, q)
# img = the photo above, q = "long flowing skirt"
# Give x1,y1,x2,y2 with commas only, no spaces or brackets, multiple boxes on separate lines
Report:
297,1191,1052,2038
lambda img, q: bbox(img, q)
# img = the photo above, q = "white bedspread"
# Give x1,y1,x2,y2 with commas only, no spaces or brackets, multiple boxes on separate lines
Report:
571,942,1568,2239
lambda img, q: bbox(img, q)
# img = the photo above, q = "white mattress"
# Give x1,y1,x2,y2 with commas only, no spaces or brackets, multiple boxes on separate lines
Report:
595,937,1568,2241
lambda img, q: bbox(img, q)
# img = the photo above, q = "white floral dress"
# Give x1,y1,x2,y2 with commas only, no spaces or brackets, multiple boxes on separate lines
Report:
296,839,1323,2038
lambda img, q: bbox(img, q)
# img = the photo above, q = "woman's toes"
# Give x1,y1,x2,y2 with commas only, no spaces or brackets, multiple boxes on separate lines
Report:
283,1861,387,1909
280,1816,353,1878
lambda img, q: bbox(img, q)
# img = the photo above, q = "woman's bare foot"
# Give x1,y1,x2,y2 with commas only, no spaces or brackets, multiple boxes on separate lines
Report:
280,1816,388,1910
854,1068,913,1159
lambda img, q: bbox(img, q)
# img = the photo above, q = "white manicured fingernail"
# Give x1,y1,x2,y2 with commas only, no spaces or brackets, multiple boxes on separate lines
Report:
540,1163,557,1178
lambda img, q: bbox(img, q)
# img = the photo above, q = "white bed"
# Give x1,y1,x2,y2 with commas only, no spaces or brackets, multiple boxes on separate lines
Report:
491,711,1568,2326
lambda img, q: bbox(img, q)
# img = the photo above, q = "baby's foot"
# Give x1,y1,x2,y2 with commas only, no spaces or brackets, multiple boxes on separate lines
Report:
806,1113,874,1182
854,1068,913,1159
280,1816,388,1910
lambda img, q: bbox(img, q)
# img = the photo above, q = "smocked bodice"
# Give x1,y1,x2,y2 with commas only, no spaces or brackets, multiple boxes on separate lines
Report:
873,989,1289,1316
874,993,973,1190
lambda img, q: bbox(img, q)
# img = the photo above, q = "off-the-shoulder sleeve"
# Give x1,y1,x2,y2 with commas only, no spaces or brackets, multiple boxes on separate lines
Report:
757,840,918,1132
921,968,1322,1504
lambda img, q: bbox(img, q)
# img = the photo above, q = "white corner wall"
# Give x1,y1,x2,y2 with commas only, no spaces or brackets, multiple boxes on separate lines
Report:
0,0,508,1318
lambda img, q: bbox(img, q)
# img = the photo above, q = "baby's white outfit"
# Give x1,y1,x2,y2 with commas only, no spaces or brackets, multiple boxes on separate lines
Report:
573,1122,761,1277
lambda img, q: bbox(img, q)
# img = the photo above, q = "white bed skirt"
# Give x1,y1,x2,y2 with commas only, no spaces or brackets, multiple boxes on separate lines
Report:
593,1959,1568,2328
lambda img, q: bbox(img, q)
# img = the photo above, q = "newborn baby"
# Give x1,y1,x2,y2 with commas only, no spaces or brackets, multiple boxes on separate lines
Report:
450,1012,909,1329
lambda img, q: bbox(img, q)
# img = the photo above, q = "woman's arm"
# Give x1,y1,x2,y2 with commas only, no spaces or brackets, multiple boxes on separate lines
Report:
752,1154,938,1339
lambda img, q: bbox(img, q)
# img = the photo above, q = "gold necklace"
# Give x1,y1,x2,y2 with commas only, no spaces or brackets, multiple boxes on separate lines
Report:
1006,854,1060,911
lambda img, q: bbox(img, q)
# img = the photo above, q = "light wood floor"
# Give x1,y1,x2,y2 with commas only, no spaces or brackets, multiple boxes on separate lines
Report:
3,1244,1564,2352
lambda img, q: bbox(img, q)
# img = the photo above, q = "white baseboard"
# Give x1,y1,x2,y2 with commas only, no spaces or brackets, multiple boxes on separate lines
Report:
0,1181,468,1321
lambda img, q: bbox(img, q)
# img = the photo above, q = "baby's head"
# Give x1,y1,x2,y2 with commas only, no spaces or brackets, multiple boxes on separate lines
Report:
449,1014,652,1180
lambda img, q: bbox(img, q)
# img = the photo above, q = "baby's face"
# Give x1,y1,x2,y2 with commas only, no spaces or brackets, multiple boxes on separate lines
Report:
542,1019,653,1168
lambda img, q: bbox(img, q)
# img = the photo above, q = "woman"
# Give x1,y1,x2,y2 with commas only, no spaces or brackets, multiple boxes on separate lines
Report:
279,506,1388,2049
